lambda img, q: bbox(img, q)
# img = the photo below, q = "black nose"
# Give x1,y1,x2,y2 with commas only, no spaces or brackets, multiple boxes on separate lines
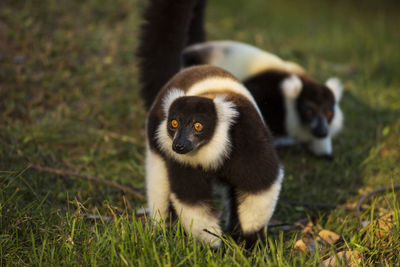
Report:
173,142,186,152
172,140,193,154
311,117,328,138
312,126,328,138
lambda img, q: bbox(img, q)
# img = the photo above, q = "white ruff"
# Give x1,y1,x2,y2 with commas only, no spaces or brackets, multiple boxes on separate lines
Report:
161,88,185,115
145,144,170,221
170,193,222,248
326,77,344,138
330,104,343,137
281,75,303,100
156,93,238,170
281,75,311,142
237,168,284,234
325,77,343,102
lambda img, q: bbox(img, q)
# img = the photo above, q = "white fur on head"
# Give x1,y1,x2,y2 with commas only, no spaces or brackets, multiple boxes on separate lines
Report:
326,77,344,139
170,193,222,248
156,94,239,171
281,75,310,143
330,103,344,138
162,88,185,115
281,75,303,99
325,77,343,102
237,167,284,234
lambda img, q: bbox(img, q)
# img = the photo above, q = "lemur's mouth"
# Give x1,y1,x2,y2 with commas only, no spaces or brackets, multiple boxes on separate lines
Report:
312,128,328,138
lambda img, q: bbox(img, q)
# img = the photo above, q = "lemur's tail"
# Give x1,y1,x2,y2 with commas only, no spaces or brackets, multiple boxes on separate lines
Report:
136,0,207,110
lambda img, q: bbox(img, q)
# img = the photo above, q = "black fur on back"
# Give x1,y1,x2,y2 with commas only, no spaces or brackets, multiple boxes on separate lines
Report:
243,70,287,136
137,0,207,110
219,103,279,192
244,70,336,137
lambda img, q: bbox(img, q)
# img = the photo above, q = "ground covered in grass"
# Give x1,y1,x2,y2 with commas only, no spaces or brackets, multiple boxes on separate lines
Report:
1,0,399,265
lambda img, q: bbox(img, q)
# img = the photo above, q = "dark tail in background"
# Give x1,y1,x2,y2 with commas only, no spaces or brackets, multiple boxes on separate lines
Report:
136,0,207,110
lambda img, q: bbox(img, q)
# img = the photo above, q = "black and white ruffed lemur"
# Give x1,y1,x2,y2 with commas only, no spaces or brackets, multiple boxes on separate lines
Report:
137,0,283,248
182,41,344,159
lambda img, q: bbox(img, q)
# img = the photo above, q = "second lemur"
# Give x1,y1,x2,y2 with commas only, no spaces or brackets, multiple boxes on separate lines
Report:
182,41,344,159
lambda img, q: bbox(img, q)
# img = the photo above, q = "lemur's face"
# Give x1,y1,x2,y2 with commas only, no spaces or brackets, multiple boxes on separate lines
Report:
167,96,217,154
297,85,336,139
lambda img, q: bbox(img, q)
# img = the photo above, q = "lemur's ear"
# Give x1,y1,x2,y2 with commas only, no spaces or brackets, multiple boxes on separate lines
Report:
281,75,302,99
325,77,343,102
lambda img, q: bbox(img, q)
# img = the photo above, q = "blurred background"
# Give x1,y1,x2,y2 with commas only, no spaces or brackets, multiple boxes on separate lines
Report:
1,0,399,264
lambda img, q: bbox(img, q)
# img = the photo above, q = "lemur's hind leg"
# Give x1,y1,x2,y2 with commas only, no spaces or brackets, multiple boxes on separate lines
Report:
236,170,284,248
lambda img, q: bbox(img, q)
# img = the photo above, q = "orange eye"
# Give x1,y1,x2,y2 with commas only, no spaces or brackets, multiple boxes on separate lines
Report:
326,110,333,119
194,122,203,131
171,119,179,128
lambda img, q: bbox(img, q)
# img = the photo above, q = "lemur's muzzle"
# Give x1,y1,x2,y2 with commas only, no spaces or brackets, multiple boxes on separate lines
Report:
311,116,328,138
172,129,194,154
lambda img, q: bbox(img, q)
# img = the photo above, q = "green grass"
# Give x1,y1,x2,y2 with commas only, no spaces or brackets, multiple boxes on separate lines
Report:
1,0,399,265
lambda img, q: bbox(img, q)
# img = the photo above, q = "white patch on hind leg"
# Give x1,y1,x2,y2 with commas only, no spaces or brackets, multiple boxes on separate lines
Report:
170,194,222,248
146,146,170,221
237,168,284,234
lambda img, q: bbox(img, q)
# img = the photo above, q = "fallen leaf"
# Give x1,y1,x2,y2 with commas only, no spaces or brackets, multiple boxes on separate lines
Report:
316,229,340,245
375,213,395,238
294,239,309,253
339,202,358,211
301,221,314,235
302,225,313,235
294,237,318,254
321,250,362,267
361,212,396,238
